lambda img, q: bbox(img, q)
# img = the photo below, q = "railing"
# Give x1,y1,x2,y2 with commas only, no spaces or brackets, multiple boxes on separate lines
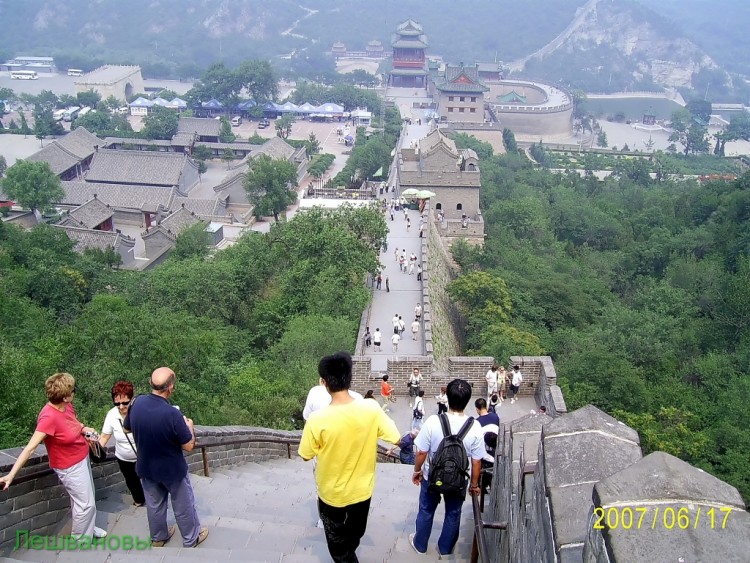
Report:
471,491,507,563
199,436,300,477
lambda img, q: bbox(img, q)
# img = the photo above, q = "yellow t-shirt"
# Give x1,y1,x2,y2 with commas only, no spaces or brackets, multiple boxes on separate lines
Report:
299,397,401,507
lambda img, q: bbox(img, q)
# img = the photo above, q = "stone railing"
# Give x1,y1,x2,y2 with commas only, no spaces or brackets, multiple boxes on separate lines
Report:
0,426,302,549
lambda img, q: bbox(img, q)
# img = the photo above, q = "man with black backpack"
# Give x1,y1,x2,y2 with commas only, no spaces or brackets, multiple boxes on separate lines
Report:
409,379,485,558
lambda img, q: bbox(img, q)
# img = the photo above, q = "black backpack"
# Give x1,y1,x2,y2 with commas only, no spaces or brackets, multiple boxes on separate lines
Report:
428,414,474,498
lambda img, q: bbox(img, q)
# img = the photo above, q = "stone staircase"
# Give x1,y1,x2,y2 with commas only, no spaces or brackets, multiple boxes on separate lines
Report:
2,457,477,562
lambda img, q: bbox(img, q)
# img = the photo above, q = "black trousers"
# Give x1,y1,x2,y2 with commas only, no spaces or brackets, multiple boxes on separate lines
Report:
117,458,146,505
318,497,371,563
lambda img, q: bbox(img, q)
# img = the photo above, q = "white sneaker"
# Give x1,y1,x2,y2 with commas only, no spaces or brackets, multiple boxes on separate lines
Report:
93,527,108,539
408,533,425,555
511,398,515,404
316,518,325,529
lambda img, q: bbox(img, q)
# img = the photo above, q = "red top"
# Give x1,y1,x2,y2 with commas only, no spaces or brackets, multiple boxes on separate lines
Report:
381,381,393,396
36,403,89,470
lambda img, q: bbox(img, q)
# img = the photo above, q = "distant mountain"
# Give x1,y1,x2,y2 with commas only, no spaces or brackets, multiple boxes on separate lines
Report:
0,0,746,100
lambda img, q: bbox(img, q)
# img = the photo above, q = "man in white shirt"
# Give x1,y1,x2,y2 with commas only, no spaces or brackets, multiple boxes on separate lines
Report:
391,332,400,353
411,319,420,341
409,379,485,557
509,365,523,404
485,365,499,399
392,314,400,335
372,328,382,352
415,303,422,320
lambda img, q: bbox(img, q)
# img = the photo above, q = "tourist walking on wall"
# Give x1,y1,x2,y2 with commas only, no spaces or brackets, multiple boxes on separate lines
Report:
389,430,419,465
409,262,415,275
0,373,108,541
299,352,400,563
409,379,485,557
411,318,420,341
399,316,406,334
408,368,423,407
509,366,523,404
485,365,499,399
411,390,426,432
392,331,400,353
99,380,145,507
435,386,448,414
124,367,208,548
407,217,411,231
386,277,390,292
376,273,382,290
417,264,423,281
380,374,394,410
498,366,509,401
364,327,372,348
415,303,422,320
373,328,382,352
392,314,400,335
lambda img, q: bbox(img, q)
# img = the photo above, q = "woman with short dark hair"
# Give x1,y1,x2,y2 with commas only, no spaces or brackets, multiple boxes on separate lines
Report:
0,373,107,540
99,380,144,506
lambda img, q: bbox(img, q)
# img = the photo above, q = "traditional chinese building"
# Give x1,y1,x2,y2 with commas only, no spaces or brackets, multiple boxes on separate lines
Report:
434,63,489,123
389,19,428,88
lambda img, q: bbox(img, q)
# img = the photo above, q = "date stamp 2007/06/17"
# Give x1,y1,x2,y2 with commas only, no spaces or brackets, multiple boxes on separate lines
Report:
593,506,732,531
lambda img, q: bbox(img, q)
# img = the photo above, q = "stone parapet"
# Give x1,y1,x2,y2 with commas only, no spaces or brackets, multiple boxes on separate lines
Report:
0,426,300,549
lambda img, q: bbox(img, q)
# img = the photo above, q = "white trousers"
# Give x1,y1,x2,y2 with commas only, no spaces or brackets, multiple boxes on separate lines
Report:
54,455,97,537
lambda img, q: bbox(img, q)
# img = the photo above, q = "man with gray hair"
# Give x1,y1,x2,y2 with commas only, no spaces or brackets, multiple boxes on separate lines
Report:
123,367,208,548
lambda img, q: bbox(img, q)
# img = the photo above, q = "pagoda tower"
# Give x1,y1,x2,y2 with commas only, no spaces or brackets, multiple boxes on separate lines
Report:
389,19,428,88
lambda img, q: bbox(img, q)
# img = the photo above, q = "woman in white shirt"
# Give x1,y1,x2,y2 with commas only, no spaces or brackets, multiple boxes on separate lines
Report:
99,381,144,506
411,390,425,431
408,368,423,407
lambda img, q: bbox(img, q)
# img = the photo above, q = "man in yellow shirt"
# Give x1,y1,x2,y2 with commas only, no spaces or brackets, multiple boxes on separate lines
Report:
299,351,401,562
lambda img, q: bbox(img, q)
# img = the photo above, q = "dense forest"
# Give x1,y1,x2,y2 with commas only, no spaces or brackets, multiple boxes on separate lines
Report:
0,205,387,448
448,134,750,501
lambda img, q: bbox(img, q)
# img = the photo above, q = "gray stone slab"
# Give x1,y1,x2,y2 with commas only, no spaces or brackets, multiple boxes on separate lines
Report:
603,503,750,563
594,452,746,509
544,433,642,489
543,405,639,445
548,483,596,549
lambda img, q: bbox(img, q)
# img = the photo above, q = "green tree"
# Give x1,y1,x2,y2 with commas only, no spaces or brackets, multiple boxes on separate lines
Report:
304,132,321,157
33,115,49,146
192,145,213,161
142,106,179,140
597,130,608,148
221,148,235,169
447,271,512,323
18,111,31,136
244,155,298,222
76,90,101,108
1,160,63,213
172,222,210,260
502,128,518,154
0,155,7,178
236,59,278,103
275,114,295,139
219,117,235,143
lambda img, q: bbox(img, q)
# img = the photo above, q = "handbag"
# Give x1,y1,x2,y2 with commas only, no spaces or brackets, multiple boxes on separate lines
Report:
88,440,107,464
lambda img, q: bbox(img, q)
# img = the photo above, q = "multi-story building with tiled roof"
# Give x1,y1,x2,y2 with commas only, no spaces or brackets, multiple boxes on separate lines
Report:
25,126,101,180
389,19,428,88
434,63,489,124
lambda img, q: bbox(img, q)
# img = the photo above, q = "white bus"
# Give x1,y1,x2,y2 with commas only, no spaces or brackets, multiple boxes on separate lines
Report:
78,107,92,118
53,109,66,121
63,106,81,122
10,70,38,80
67,69,84,77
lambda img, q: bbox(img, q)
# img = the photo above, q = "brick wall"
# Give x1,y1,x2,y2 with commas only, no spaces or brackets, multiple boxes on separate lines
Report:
0,426,301,550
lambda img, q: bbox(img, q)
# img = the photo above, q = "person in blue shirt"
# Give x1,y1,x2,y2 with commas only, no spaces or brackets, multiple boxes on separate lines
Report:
123,367,208,548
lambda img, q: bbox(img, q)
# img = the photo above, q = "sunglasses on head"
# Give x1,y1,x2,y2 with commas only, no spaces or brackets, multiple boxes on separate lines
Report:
113,401,130,407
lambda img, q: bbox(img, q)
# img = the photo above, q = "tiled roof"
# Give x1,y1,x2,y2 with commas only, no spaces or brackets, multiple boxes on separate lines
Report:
52,224,134,253
26,127,101,175
60,181,176,213
420,129,458,157
159,207,203,236
171,132,196,146
178,117,221,137
253,137,295,161
172,196,229,218
60,197,113,229
435,65,489,93
26,142,81,175
392,38,428,49
85,150,188,187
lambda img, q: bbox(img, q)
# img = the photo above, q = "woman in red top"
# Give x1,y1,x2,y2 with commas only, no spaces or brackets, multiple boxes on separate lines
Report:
0,373,107,540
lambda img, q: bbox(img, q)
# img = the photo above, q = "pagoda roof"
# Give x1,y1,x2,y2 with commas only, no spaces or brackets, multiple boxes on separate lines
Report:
396,19,424,35
389,68,428,76
392,38,428,49
498,90,527,103
435,64,489,93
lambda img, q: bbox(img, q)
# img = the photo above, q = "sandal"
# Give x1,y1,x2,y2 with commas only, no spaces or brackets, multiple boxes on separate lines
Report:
151,524,176,547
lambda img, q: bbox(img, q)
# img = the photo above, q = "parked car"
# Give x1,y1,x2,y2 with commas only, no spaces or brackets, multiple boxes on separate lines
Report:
231,116,242,126
258,118,270,129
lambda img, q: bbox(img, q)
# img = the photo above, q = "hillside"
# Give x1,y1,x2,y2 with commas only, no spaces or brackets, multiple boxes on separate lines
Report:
0,0,746,100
